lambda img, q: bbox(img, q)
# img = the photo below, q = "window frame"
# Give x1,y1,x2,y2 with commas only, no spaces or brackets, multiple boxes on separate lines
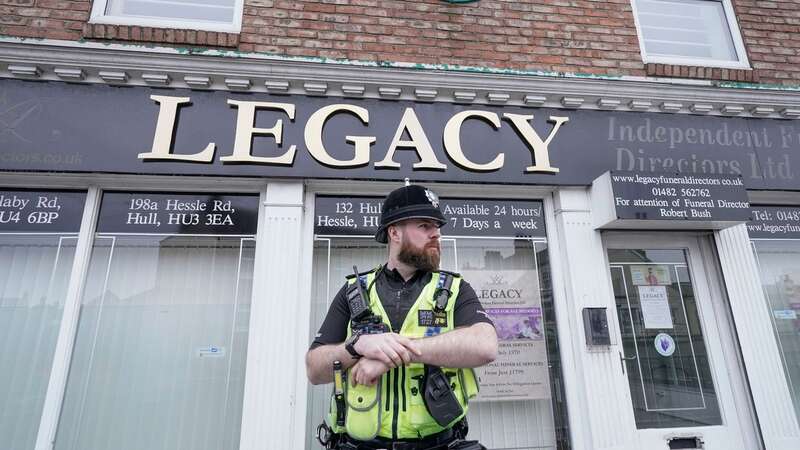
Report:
630,0,751,70
88,0,244,34
0,177,266,450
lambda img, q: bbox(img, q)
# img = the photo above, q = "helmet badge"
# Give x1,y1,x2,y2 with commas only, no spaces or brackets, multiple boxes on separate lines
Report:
424,189,439,207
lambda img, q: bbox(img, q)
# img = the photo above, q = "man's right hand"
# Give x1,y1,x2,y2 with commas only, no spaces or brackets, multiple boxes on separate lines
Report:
353,332,422,368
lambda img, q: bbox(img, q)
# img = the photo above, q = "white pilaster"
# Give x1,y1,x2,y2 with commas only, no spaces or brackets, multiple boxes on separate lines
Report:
35,186,101,450
552,188,634,450
715,225,800,450
239,182,306,450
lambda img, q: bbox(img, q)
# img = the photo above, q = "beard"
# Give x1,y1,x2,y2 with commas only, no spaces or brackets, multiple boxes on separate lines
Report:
397,239,440,272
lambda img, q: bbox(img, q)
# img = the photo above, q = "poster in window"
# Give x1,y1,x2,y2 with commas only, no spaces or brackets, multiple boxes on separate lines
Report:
462,269,551,401
630,264,671,286
638,285,674,329
777,273,800,333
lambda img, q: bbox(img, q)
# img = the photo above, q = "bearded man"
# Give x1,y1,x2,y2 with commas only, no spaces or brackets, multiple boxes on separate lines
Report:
306,184,497,450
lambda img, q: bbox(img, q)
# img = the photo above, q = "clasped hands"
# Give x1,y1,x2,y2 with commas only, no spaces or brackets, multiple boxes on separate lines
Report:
349,332,421,387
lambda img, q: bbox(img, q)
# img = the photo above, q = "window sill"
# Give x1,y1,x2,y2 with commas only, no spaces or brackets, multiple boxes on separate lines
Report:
82,23,239,48
645,63,757,83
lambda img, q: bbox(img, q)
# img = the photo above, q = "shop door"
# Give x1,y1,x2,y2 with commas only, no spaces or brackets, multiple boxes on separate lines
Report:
604,233,759,450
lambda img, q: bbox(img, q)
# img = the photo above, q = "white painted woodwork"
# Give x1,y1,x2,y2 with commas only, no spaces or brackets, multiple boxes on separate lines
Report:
552,188,635,450
34,187,101,450
715,225,800,450
2,40,799,119
238,182,306,450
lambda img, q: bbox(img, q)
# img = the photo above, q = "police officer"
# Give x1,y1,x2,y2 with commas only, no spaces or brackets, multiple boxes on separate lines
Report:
307,184,497,450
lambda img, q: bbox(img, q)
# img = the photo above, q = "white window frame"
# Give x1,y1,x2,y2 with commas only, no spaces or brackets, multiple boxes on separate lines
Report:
89,0,244,34
630,0,751,70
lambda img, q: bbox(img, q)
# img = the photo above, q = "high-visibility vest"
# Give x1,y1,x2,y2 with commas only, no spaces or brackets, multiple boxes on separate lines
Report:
328,269,480,440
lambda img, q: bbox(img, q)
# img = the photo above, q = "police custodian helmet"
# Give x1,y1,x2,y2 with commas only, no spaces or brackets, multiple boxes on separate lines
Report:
375,184,447,243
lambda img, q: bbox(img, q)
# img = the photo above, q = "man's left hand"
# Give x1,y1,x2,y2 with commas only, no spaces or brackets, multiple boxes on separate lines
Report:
350,358,392,386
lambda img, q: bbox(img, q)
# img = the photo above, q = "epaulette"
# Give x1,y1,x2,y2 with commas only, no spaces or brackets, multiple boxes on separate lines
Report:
345,266,380,280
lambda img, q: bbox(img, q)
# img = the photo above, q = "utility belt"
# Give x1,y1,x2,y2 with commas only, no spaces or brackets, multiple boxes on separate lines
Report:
319,419,485,450
338,426,455,450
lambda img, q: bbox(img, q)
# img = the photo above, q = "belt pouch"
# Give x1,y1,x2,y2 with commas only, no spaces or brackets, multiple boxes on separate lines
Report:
344,379,382,440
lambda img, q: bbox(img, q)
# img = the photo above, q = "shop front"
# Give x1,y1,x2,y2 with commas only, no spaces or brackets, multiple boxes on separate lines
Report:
748,207,800,425
2,75,800,450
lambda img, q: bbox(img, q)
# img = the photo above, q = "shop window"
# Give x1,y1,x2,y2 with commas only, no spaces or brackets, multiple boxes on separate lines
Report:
445,238,563,448
306,196,569,449
0,190,85,450
54,192,258,450
751,239,800,422
89,0,244,33
631,0,749,69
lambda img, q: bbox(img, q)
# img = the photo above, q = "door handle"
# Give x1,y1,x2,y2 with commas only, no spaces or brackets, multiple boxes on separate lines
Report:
619,351,637,374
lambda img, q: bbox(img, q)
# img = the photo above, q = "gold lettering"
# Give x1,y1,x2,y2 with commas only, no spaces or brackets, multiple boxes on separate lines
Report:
503,114,567,173
221,100,296,165
443,110,504,171
138,95,215,162
375,108,446,170
304,104,375,167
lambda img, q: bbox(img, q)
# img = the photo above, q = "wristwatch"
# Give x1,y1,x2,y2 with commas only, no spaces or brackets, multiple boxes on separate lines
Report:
344,333,363,359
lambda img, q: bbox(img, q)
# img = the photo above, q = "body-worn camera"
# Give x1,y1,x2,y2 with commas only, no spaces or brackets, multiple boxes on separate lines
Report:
353,315,388,333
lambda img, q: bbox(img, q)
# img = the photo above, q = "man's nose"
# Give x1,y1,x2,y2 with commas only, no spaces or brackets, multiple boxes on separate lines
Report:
430,227,441,239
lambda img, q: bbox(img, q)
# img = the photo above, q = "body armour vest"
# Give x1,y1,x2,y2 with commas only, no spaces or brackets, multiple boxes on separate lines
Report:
327,269,480,441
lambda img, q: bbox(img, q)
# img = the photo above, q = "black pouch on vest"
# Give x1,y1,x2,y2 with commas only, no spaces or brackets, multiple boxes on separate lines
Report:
422,365,463,427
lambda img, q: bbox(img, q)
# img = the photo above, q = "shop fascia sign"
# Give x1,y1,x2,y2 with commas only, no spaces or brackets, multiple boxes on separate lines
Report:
138,95,568,174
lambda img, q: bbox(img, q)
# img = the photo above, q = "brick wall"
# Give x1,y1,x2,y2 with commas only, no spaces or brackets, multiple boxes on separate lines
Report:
239,0,645,77
0,0,89,41
0,0,798,85
735,0,800,85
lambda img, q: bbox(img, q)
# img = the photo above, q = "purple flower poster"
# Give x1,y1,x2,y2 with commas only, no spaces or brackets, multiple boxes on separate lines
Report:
462,269,551,401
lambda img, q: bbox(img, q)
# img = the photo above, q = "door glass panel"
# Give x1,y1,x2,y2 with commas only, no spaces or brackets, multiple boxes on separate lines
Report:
608,248,722,428
752,239,800,421
0,234,77,450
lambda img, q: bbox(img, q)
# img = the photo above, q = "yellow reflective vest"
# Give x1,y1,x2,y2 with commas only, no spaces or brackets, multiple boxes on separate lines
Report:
328,269,480,440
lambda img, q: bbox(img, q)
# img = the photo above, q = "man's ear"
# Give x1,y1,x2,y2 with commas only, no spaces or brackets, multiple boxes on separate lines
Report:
388,223,401,243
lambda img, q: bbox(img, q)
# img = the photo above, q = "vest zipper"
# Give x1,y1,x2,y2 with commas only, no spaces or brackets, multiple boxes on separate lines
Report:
385,319,393,414
385,369,391,412
391,367,400,439
400,366,407,411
